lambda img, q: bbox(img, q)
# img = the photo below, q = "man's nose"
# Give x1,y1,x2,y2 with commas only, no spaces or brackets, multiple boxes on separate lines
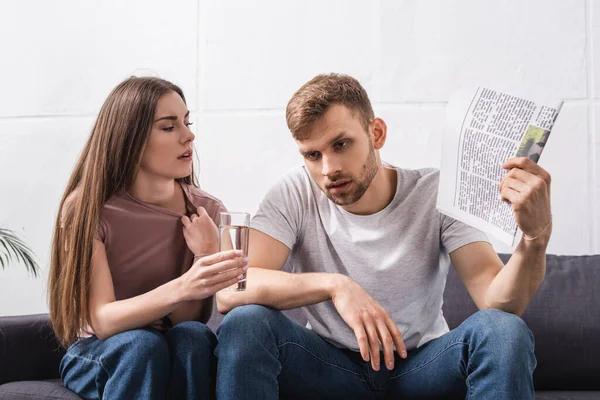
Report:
321,155,341,177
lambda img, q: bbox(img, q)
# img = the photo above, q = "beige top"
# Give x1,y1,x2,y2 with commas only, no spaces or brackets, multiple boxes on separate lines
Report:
65,183,226,337
96,183,226,303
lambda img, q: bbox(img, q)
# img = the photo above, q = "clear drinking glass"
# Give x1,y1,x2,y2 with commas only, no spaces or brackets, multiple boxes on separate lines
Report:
218,212,250,291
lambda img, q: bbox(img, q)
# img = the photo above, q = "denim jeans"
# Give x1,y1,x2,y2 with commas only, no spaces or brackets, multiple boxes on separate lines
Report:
60,321,217,400
215,305,535,400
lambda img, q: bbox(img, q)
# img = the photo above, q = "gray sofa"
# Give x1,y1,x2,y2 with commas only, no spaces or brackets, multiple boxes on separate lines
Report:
1,254,598,399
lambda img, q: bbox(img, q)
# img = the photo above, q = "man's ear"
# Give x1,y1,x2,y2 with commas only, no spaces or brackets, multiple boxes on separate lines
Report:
370,118,387,150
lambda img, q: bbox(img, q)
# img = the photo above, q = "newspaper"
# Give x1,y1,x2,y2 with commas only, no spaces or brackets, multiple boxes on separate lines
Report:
437,86,563,246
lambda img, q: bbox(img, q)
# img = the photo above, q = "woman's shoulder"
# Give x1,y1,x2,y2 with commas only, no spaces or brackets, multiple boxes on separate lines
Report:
182,184,227,215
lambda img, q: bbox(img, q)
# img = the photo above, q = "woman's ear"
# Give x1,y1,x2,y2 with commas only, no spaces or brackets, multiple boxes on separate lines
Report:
370,118,387,150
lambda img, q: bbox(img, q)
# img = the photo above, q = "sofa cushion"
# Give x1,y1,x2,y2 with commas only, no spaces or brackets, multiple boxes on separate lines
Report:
0,379,81,400
535,392,600,400
0,314,65,385
443,254,600,391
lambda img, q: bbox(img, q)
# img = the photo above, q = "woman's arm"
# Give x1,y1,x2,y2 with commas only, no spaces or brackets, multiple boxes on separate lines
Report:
168,297,213,325
88,240,246,340
168,205,224,325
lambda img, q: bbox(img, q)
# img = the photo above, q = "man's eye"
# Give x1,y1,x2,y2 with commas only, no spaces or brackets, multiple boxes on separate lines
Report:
335,141,348,150
306,152,320,161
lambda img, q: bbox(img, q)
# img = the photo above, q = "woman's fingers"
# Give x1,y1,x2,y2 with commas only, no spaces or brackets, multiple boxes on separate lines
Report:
202,266,245,287
195,250,244,266
199,259,246,277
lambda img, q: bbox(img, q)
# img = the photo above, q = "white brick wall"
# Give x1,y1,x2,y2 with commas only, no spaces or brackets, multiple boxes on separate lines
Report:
0,0,598,315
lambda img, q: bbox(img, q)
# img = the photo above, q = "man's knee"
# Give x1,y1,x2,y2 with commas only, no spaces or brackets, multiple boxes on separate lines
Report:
218,304,281,333
471,309,534,352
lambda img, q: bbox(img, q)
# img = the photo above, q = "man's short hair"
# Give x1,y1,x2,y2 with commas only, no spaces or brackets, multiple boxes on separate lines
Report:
286,73,375,140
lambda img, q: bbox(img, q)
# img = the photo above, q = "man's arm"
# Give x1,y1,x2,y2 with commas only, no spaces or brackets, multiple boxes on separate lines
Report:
215,229,342,314
451,157,551,316
215,228,408,372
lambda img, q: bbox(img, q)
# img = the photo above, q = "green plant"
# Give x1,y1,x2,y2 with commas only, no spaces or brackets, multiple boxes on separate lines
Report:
0,228,40,277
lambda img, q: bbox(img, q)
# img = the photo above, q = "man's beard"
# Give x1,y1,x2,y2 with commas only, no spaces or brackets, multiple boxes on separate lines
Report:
323,147,378,206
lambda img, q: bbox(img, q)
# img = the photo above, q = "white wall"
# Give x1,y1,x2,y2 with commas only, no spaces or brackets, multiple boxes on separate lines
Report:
0,0,598,316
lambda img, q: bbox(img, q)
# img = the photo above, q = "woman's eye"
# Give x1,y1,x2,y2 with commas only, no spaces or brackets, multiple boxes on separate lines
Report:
185,122,194,127
163,126,175,132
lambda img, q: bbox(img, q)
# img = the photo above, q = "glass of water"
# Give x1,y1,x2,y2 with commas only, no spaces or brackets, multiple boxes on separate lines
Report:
218,212,250,291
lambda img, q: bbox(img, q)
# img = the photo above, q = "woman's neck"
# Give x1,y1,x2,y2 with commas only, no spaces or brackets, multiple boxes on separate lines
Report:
129,173,180,210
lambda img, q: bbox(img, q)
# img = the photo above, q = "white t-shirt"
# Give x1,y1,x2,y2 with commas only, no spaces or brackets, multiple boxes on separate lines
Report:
251,165,489,350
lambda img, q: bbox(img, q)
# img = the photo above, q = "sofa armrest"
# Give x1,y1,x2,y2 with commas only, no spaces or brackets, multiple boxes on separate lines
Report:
0,314,65,384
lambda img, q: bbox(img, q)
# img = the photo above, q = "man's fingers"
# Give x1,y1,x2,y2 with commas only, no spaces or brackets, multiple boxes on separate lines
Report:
376,320,395,370
363,317,381,371
502,157,551,184
195,249,244,266
502,157,538,173
500,187,520,205
353,325,370,363
385,318,407,359
500,177,528,194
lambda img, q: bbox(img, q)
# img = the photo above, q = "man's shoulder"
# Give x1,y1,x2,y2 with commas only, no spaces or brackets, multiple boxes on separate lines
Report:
398,166,439,180
264,166,312,198
278,165,311,185
396,166,440,193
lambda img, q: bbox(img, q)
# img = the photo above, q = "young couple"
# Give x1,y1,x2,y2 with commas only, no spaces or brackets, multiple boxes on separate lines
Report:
49,74,552,400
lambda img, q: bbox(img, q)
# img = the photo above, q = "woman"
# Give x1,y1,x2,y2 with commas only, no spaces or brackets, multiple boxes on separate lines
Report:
48,77,246,400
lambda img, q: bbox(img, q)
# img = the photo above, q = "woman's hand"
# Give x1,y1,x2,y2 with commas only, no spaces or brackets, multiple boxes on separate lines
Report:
179,250,248,300
181,206,219,256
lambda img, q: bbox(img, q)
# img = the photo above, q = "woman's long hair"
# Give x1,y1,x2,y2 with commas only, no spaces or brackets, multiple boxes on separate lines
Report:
48,77,196,347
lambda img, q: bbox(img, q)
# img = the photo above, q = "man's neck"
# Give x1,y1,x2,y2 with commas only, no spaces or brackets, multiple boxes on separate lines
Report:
341,164,397,216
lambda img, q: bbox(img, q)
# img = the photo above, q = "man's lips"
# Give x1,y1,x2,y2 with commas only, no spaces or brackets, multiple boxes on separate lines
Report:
327,180,351,189
327,180,352,193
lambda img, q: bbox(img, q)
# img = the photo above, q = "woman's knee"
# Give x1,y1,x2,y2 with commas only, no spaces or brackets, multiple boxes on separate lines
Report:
104,328,170,366
167,321,217,351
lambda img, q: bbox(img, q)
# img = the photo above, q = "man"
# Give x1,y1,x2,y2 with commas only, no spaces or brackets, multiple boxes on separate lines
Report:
215,74,552,399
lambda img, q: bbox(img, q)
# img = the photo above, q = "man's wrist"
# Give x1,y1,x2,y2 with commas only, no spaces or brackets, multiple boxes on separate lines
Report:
328,273,351,299
520,229,551,252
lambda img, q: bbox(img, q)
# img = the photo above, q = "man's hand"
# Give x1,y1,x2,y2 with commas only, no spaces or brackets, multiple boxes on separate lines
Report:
500,157,552,242
331,276,407,371
181,206,219,256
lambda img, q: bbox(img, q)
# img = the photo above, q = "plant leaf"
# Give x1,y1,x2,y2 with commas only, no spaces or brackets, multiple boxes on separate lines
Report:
0,238,13,263
0,229,40,276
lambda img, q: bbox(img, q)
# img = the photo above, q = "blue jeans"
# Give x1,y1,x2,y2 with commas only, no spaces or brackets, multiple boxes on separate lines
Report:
215,305,536,400
60,321,216,400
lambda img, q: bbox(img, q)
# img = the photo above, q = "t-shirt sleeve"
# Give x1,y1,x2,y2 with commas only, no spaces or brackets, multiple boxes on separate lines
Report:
96,216,108,243
440,213,490,254
61,190,107,243
251,174,304,250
